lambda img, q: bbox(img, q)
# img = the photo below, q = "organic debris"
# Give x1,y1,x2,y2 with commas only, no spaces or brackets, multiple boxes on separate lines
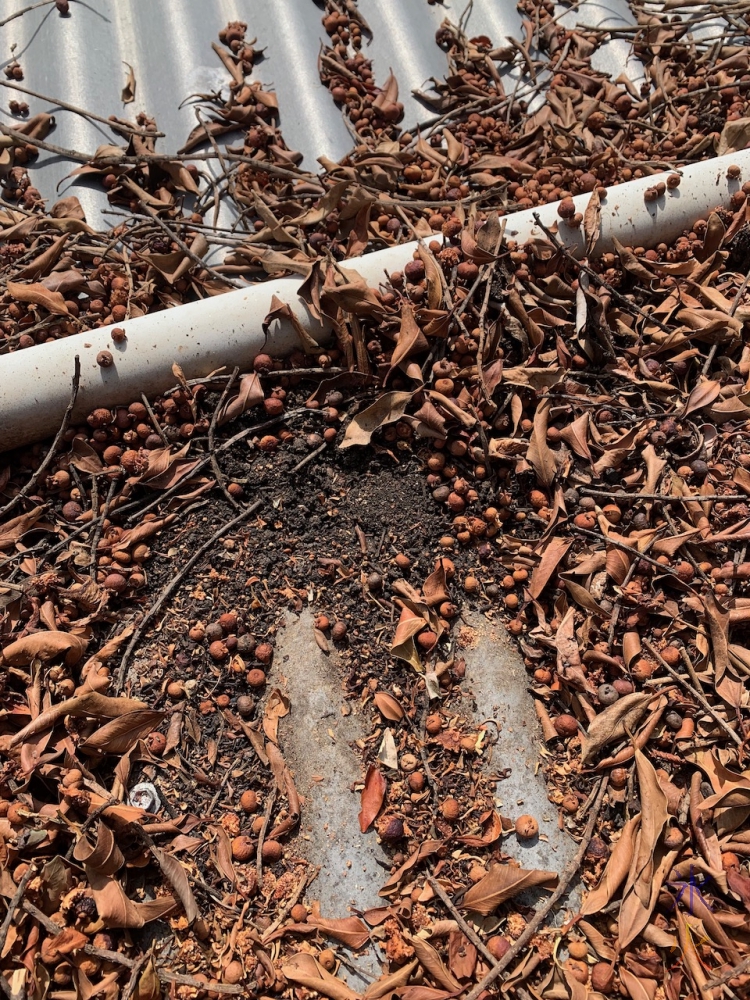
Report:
0,2,749,1000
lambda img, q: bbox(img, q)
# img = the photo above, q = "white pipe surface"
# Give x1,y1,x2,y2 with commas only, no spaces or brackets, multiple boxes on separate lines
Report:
3,149,750,452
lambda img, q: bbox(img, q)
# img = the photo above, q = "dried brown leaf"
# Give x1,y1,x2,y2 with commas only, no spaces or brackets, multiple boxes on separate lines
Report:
2,630,85,668
618,749,670,947
529,537,571,600
150,845,199,924
580,693,654,765
460,864,557,915
87,869,175,929
7,279,69,315
78,709,166,756
527,398,556,488
359,764,386,833
308,911,371,950
681,379,721,418
341,391,413,448
121,62,136,103
373,691,404,721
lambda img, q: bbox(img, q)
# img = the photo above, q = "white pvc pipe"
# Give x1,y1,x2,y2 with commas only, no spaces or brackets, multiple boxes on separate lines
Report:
2,148,750,452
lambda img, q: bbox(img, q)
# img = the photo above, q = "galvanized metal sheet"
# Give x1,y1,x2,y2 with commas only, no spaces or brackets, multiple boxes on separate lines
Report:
0,0,639,231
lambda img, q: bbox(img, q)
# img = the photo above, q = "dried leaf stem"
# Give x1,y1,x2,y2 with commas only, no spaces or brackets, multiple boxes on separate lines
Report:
642,639,742,746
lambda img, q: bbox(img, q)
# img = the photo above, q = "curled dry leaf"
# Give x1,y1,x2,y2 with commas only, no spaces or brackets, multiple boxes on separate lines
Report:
121,62,136,104
2,630,86,667
282,952,358,1000
580,693,655,765
73,822,124,875
87,869,176,929
341,391,414,448
359,764,387,833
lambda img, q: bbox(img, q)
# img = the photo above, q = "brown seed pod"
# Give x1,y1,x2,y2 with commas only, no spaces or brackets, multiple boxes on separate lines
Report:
290,903,308,923
557,197,576,219
223,962,244,985
167,681,185,700
255,643,273,664
487,936,510,960
237,695,254,717
568,940,588,960
425,713,442,735
219,612,238,634
591,963,615,994
261,840,282,863
610,767,629,789
408,772,425,792
111,326,127,343
146,732,166,755
240,790,258,814
103,572,127,593
96,350,114,367
662,824,684,849
231,836,254,862
554,714,578,738
319,949,336,972
253,353,273,372
515,814,539,839
631,657,654,682
331,621,348,641
441,798,460,822
246,669,266,689
208,641,228,662
378,815,405,842
417,630,437,651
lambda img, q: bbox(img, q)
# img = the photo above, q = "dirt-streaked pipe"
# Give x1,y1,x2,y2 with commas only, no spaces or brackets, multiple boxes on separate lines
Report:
2,148,750,452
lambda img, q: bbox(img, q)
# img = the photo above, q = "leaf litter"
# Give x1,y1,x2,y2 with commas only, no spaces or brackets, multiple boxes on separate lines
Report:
0,0,749,999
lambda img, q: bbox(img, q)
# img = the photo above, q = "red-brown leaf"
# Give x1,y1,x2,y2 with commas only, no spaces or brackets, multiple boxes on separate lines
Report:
359,765,387,833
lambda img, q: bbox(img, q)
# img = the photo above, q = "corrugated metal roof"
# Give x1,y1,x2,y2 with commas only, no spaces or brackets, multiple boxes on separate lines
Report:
0,0,641,233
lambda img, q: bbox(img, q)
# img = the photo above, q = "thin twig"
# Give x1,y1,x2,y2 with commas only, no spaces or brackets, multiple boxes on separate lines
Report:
0,80,164,137
134,198,245,290
643,639,742,747
291,440,327,473
571,525,682,578
120,954,150,1000
115,501,262,691
706,954,750,989
89,477,118,576
580,488,746,503
256,783,277,887
0,356,80,520
0,0,58,28
463,777,609,1000
21,898,244,992
426,876,496,965
140,393,169,447
0,865,34,962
